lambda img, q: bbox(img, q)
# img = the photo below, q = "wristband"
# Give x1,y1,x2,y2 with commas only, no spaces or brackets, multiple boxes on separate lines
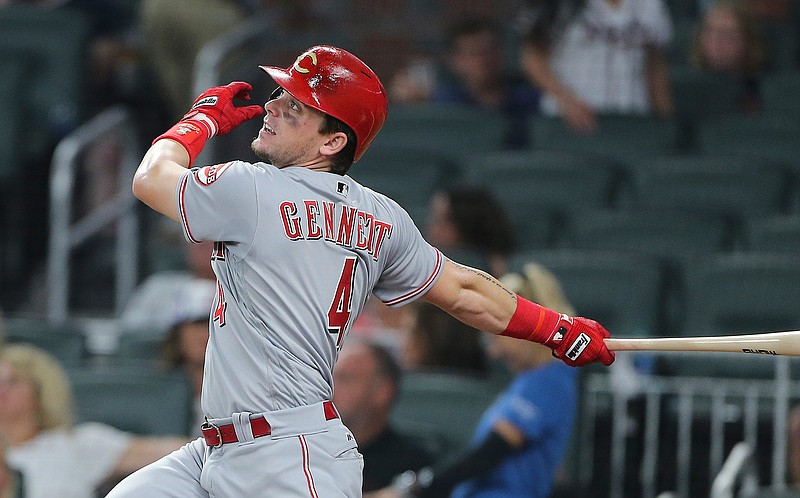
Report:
501,295,562,344
153,112,218,167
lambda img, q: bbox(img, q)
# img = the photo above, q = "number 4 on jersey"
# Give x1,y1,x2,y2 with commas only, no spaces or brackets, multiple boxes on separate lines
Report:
328,257,358,348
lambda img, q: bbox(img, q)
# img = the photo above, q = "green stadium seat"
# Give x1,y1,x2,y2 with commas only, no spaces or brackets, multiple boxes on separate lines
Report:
347,144,457,224
390,371,505,456
529,114,683,162
461,150,625,248
5,318,87,368
69,366,193,436
0,6,90,158
510,250,666,338
560,209,736,267
630,154,792,219
682,253,800,337
744,215,800,253
761,70,800,115
376,103,509,160
696,115,800,176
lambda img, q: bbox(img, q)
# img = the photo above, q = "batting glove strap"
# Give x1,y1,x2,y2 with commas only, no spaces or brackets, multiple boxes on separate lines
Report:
501,295,562,343
153,113,217,167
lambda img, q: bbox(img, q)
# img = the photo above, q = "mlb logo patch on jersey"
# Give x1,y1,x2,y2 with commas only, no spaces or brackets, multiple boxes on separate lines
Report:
336,181,349,197
195,162,233,186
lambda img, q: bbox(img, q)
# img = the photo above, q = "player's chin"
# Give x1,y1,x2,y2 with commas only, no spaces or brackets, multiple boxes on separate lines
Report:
250,139,269,161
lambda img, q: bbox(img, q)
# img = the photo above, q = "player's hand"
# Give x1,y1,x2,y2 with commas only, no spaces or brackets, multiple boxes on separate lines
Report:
154,81,264,166
542,315,615,367
182,81,264,136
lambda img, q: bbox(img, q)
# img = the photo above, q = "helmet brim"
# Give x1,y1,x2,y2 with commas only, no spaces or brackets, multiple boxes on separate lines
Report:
259,65,327,116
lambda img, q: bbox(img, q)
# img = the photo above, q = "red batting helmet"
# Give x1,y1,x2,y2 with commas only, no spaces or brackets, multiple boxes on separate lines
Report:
260,45,388,162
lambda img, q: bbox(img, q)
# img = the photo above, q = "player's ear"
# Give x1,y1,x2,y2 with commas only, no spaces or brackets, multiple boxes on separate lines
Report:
319,131,348,157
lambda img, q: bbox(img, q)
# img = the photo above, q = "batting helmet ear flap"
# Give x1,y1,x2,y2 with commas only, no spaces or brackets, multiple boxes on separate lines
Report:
260,45,388,162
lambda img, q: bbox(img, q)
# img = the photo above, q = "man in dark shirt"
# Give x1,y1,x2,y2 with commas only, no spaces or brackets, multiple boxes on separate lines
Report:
333,340,436,492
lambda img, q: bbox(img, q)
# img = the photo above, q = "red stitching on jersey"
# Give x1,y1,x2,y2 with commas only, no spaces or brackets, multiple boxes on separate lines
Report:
382,249,443,307
299,435,319,498
178,172,201,244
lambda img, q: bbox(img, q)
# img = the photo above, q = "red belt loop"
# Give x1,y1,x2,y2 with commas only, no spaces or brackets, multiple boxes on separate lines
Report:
202,401,339,447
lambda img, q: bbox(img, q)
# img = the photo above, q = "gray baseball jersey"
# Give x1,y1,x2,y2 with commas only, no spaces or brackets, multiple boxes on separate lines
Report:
176,161,443,419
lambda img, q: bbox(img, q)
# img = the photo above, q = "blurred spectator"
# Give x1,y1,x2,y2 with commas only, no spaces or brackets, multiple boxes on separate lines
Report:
367,262,579,498
0,437,22,498
333,340,436,492
139,0,249,120
0,344,188,498
425,187,517,277
158,278,216,433
518,0,674,133
389,16,540,147
401,302,489,377
691,0,767,113
119,240,216,334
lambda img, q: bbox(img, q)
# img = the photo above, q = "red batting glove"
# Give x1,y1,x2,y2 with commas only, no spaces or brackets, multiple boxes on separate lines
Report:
502,297,615,367
541,315,615,367
154,81,264,166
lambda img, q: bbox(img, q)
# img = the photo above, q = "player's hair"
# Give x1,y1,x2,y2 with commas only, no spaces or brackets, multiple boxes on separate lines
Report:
319,114,357,175
0,344,73,431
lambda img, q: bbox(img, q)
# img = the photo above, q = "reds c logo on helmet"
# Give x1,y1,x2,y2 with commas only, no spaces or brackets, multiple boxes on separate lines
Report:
259,46,388,162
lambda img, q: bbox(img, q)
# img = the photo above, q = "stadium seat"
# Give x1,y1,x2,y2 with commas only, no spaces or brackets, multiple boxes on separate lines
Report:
744,215,800,253
629,154,792,219
0,6,90,158
390,371,505,456
69,366,193,436
529,114,683,162
761,70,800,116
696,115,800,177
376,103,509,159
510,250,666,338
668,67,747,148
682,253,800,337
461,150,625,248
560,209,735,267
5,318,87,368
347,143,457,224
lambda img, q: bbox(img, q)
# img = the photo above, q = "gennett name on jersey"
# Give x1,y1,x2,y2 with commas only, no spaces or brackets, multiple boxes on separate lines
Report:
279,199,393,261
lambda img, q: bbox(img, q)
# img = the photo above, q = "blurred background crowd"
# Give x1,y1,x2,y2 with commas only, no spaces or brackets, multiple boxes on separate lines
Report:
0,0,799,497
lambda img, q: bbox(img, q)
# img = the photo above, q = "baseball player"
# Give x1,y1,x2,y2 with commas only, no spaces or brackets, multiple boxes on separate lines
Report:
107,45,615,498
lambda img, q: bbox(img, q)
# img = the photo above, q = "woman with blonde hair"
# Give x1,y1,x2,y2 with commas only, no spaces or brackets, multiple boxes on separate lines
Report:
0,344,187,498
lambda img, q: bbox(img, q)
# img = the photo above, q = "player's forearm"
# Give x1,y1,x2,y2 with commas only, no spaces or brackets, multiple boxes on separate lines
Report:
132,140,191,222
422,260,517,335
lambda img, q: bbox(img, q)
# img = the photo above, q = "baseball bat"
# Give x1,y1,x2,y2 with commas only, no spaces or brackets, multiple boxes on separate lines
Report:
604,331,800,357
